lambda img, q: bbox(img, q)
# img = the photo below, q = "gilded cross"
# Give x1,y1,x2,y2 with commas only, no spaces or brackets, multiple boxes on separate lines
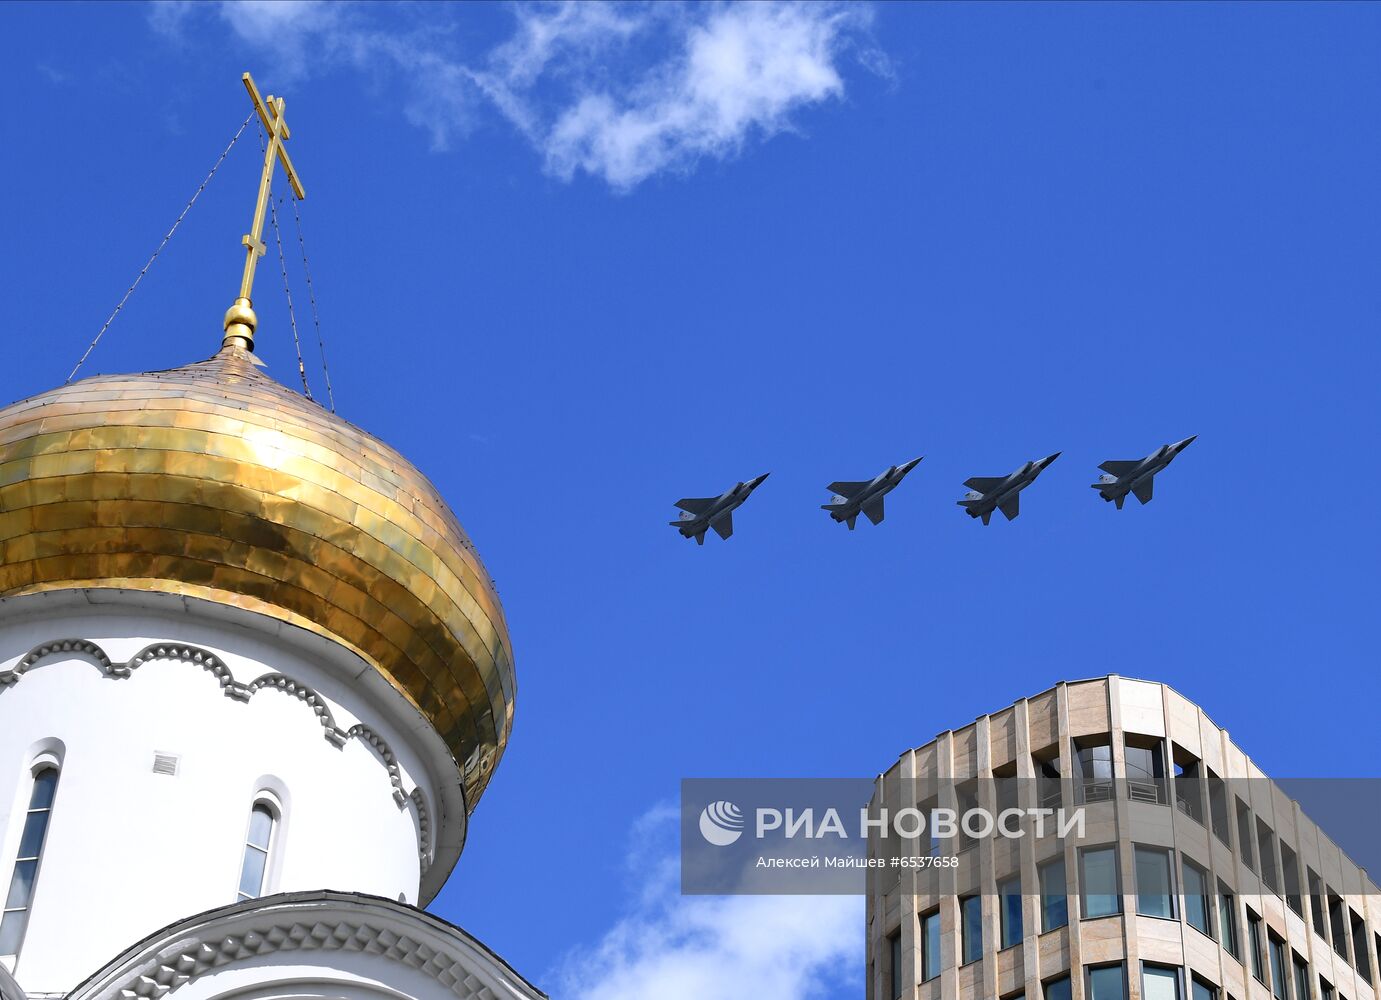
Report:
223,72,307,353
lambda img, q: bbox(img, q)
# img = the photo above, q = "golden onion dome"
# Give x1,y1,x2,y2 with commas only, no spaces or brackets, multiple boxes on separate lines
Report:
0,344,513,810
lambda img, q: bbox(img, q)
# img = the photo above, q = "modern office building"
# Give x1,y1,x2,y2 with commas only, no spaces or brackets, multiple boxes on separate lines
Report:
867,676,1379,1000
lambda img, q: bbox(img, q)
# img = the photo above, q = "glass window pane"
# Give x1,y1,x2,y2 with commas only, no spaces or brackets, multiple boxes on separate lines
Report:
961,895,983,964
1041,858,1069,931
1088,964,1127,1000
1192,980,1218,1000
4,860,38,910
1237,801,1255,871
0,911,26,956
1184,861,1210,934
921,910,941,982
17,811,50,860
1082,847,1121,918
238,844,267,899
1135,847,1174,918
29,770,58,810
999,876,1023,948
1295,958,1312,1000
889,930,902,1000
1219,890,1238,958
248,804,274,850
1269,938,1287,999
1209,773,1230,844
1045,977,1072,1000
1143,965,1181,1000
1248,913,1265,981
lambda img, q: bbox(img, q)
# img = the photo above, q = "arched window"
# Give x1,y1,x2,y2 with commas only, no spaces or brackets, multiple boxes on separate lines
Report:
0,766,60,957
236,801,277,901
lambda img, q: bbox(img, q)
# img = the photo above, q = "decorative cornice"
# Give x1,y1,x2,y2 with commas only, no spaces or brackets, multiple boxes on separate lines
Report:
67,891,547,1000
0,637,432,870
410,787,434,868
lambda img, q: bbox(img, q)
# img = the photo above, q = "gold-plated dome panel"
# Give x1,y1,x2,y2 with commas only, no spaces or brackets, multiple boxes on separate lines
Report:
0,347,513,809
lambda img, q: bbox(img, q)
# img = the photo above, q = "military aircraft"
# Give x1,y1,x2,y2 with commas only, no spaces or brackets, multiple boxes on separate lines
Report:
821,457,923,529
958,453,1061,524
1091,436,1196,509
670,473,771,544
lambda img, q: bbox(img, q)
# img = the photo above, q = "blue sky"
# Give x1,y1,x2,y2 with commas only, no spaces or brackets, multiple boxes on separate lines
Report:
3,2,1380,997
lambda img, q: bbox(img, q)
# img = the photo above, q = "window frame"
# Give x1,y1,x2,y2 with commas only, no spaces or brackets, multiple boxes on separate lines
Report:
1039,855,1069,932
235,796,281,902
1080,845,1122,920
960,893,984,965
919,907,941,983
887,927,903,1000
0,763,61,960
1293,952,1311,1000
1267,931,1288,1000
1218,882,1240,960
1086,962,1129,1000
1142,962,1183,1000
1237,800,1256,872
1207,771,1230,844
1248,907,1267,983
1182,856,1213,938
1134,845,1177,920
998,873,1023,950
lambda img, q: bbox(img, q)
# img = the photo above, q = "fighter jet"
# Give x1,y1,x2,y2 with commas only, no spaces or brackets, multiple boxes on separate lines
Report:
1091,436,1196,509
958,453,1061,524
670,473,771,544
821,457,923,529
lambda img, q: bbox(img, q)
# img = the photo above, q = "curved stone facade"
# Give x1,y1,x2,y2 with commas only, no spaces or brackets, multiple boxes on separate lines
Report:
868,676,1380,1000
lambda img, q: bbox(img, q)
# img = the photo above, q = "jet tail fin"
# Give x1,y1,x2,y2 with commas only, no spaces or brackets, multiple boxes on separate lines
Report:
1115,495,1125,510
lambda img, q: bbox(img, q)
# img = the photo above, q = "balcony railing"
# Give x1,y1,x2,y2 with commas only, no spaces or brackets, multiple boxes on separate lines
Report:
1080,779,1115,803
1127,779,1166,804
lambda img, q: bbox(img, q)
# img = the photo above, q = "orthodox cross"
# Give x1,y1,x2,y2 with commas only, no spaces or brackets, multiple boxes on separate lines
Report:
223,72,306,352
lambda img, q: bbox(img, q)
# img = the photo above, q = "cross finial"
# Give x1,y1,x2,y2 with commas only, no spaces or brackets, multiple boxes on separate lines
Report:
223,72,307,353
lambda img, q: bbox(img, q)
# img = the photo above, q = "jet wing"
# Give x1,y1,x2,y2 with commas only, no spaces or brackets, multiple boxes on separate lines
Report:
963,476,1006,493
1132,478,1154,505
675,497,715,514
999,494,1020,521
863,498,885,526
1098,460,1141,477
827,481,870,498
711,512,734,540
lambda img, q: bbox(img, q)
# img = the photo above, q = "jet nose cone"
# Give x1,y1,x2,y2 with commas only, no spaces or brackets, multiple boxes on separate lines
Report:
1041,452,1062,466
1176,435,1198,450
751,472,771,488
902,456,924,472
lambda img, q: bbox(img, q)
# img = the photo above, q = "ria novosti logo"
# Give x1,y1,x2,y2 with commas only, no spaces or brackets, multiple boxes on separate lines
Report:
698,800,746,846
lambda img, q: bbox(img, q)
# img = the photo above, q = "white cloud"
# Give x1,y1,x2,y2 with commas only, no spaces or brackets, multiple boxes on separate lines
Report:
151,1,884,190
555,804,862,1000
542,4,856,188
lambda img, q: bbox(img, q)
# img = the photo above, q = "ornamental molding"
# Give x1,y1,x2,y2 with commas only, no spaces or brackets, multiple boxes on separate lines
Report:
67,892,546,1000
0,638,432,870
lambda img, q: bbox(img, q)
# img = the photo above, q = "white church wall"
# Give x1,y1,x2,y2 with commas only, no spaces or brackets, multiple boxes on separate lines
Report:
0,594,455,995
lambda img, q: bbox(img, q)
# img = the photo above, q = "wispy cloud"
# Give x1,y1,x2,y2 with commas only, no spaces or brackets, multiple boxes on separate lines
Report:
554,804,862,1000
150,1,885,190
